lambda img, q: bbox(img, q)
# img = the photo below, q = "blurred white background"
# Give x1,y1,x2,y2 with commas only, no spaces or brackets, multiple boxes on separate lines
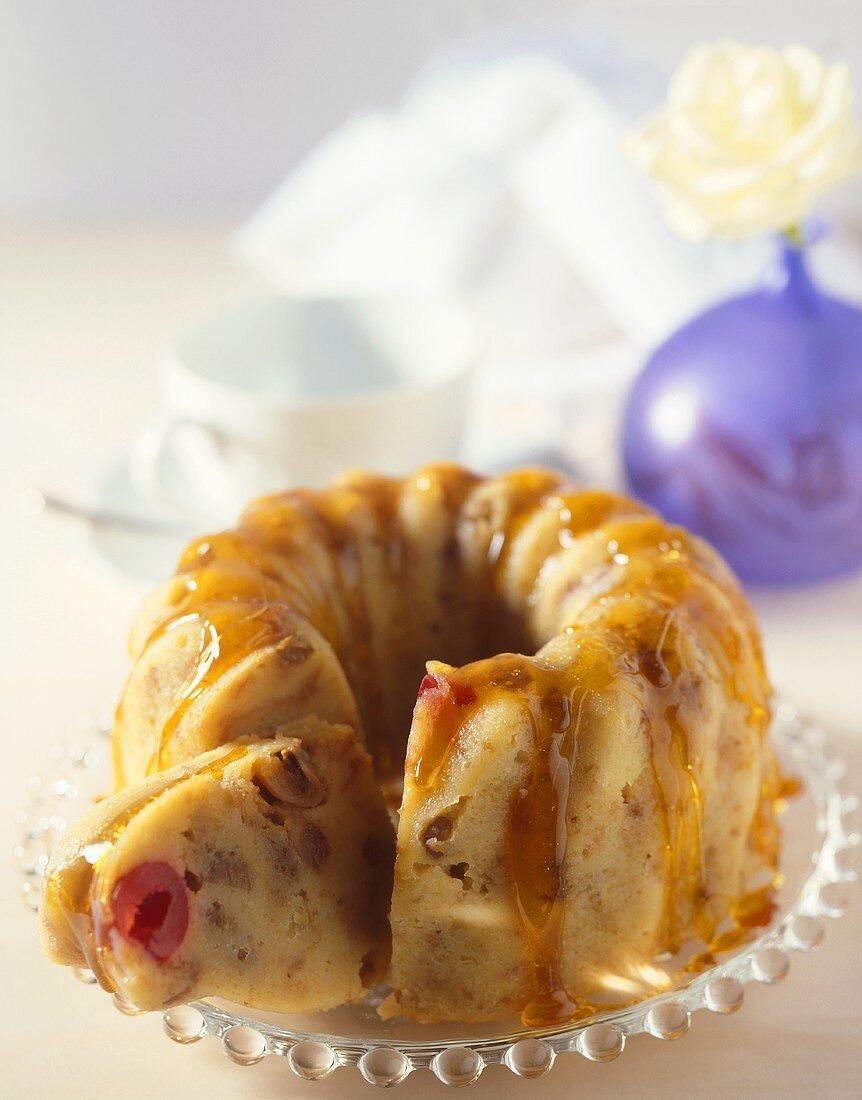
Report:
2,0,860,223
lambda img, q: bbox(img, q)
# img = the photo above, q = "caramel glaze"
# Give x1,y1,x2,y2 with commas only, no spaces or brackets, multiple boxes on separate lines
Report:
114,464,784,1025
405,472,778,1026
411,653,593,1025
121,475,407,779
46,745,248,992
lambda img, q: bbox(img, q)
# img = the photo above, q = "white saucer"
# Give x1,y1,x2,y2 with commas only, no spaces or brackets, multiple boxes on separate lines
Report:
88,454,227,583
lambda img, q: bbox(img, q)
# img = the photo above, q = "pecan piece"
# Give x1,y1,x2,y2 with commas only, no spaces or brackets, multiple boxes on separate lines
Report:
252,746,326,809
275,634,314,665
421,815,453,857
205,851,252,891
298,824,330,870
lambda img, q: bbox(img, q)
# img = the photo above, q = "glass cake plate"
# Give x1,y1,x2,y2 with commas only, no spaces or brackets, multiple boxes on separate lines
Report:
17,702,858,1087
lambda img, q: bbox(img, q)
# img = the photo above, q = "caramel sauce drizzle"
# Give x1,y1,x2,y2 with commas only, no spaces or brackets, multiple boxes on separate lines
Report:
129,476,411,778
275,477,405,776
505,674,589,1026
131,466,485,782
410,622,719,1026
408,473,779,1025
411,653,587,1025
145,603,300,773
467,469,562,655
118,464,784,1024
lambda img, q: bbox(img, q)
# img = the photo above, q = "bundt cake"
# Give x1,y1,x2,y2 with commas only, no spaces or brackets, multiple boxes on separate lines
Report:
40,464,781,1025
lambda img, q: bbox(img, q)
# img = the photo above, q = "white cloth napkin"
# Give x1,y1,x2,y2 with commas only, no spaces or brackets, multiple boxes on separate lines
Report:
235,58,609,358
234,54,862,356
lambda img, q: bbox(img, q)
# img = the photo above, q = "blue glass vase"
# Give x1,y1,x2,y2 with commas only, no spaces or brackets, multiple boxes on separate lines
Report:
622,236,862,585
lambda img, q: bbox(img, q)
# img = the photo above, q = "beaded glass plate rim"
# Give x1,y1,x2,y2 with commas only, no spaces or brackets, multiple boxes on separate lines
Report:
17,701,859,1086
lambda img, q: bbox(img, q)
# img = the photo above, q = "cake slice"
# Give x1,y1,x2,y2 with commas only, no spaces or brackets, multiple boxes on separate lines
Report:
40,723,393,1012
387,637,775,1025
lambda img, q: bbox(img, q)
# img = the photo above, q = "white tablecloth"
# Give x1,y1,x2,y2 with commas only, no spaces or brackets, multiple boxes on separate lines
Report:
2,228,859,1098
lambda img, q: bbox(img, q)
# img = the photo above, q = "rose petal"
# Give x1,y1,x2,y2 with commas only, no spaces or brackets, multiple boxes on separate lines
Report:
628,40,862,238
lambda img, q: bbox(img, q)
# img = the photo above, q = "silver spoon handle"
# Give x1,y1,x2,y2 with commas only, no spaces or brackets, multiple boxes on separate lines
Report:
19,488,194,537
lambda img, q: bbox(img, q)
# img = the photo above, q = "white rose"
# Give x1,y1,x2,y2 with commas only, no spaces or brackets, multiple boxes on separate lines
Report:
629,41,862,239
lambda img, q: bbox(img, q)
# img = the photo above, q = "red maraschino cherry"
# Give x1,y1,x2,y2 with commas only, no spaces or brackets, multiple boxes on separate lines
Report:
417,674,438,698
112,862,189,961
416,673,476,709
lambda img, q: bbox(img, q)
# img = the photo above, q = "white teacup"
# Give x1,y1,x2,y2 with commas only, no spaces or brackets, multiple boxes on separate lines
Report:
131,295,480,520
